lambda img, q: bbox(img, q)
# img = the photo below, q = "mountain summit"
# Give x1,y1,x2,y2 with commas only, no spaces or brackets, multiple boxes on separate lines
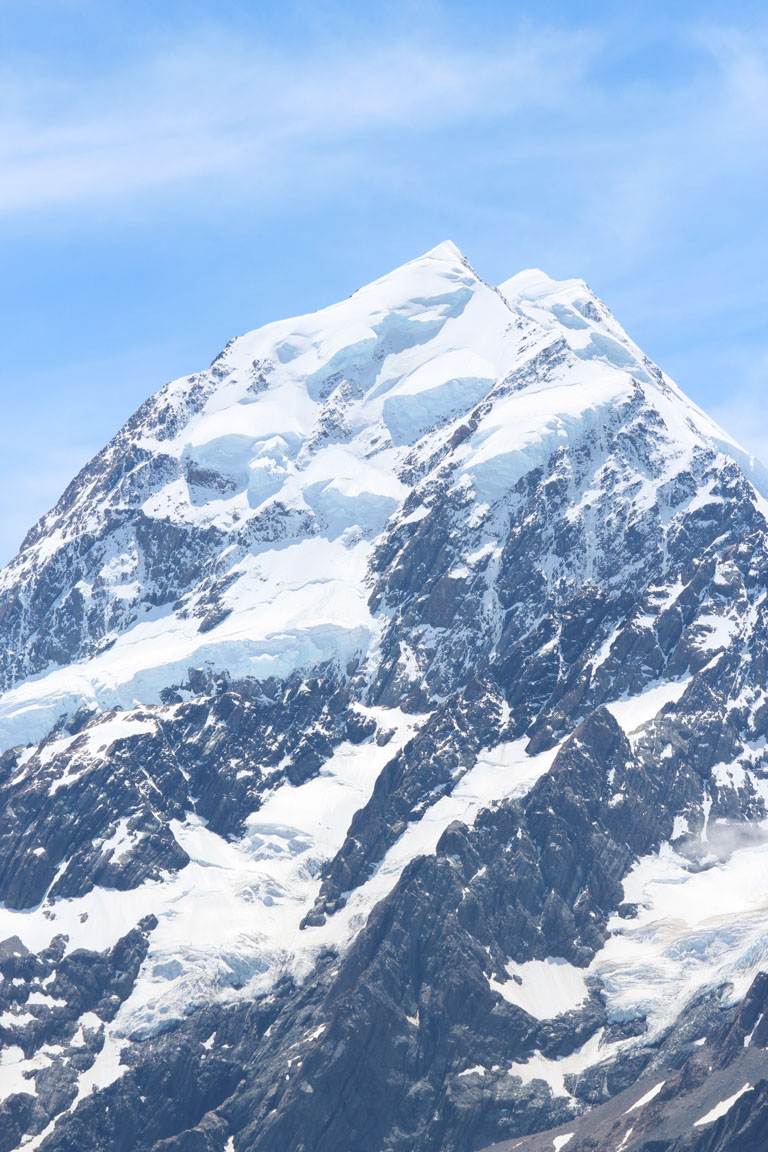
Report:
1,246,768,1152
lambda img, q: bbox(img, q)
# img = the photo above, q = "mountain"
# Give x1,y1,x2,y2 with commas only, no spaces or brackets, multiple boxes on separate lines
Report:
1,241,768,1152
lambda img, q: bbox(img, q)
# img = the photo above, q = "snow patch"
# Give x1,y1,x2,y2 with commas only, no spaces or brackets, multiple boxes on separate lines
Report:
625,1080,665,1113
605,678,690,740
0,709,421,1035
0,538,378,751
489,958,589,1019
312,739,559,956
694,1082,752,1127
507,1029,625,1100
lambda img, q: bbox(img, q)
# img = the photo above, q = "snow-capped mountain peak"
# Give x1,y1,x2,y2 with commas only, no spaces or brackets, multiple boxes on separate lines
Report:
1,243,766,748
2,244,768,1152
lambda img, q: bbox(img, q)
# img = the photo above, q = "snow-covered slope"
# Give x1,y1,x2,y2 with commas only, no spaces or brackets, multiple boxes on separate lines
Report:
1,243,768,1152
1,242,764,743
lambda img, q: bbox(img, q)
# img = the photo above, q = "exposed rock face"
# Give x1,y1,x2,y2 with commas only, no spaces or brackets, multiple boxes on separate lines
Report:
1,243,767,1150
485,972,768,1152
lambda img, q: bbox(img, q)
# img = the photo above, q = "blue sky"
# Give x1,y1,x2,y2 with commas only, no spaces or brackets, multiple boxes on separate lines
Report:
1,0,768,562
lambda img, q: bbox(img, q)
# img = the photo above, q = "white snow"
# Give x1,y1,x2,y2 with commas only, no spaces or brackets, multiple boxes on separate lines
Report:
0,537,378,750
744,1012,763,1046
97,817,138,864
72,1028,127,1100
312,739,560,956
1,243,767,1143
0,728,559,1044
552,1136,574,1151
507,1028,625,1099
84,715,156,754
26,990,66,1007
0,1045,45,1103
34,734,79,768
1,244,758,759
625,1080,665,1113
694,1082,752,1126
0,709,421,1035
693,613,739,653
671,814,689,840
456,738,559,810
457,1064,486,1079
605,678,691,740
701,789,713,842
0,1009,35,1027
712,761,747,791
489,957,589,1019
498,264,766,499
456,366,632,503
382,348,495,445
616,1128,634,1152
591,832,768,1038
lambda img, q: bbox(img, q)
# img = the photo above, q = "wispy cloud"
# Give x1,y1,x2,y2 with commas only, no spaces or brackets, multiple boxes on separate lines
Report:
710,349,768,465
3,14,767,265
0,26,599,216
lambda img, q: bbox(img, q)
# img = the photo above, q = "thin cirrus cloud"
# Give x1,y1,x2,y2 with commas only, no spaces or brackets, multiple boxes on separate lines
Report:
710,351,768,468
0,30,600,216
550,26,768,267
2,21,767,267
